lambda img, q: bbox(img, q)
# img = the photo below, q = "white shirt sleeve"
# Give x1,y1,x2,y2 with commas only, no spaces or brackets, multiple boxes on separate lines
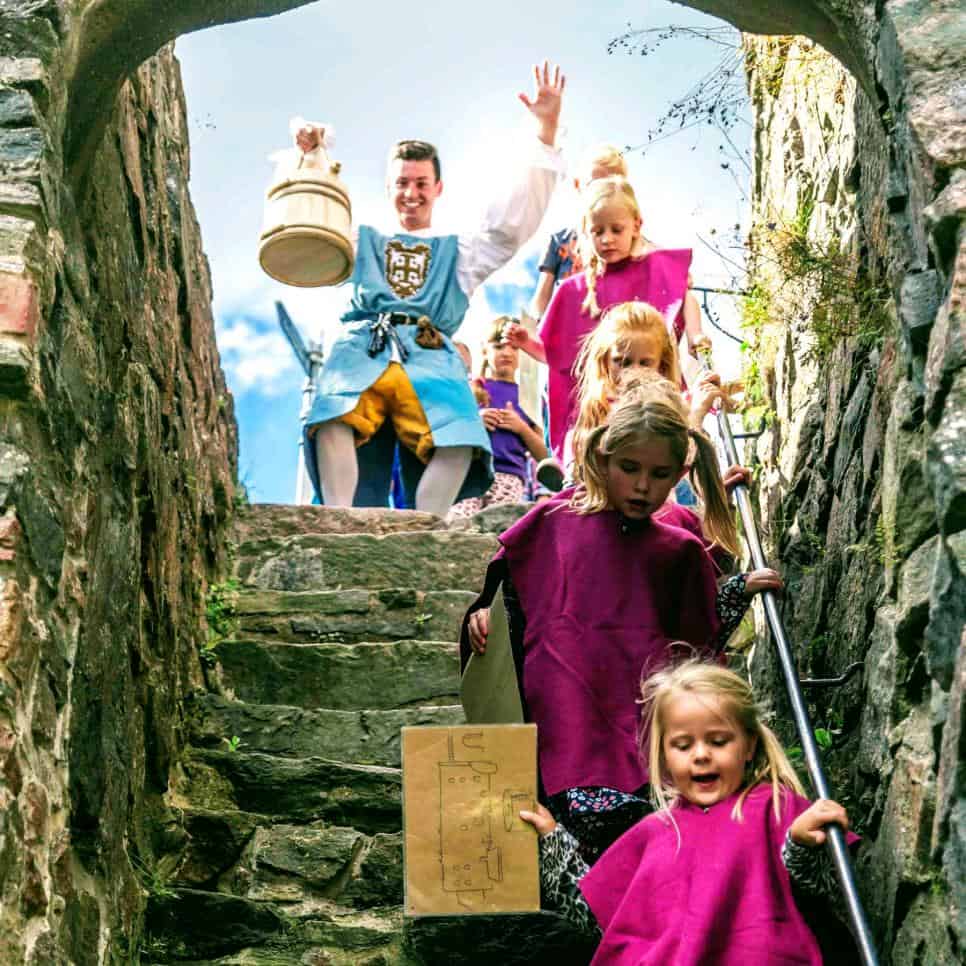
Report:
456,140,565,298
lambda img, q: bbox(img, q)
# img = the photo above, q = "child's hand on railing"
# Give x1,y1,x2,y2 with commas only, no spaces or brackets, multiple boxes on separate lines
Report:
743,568,783,597
468,608,491,654
790,799,850,847
722,464,752,492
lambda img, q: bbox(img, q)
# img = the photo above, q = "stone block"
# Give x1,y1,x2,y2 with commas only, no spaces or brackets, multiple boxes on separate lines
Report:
183,749,402,833
0,443,29,507
924,264,965,421
0,578,23,663
234,504,440,543
235,588,473,645
891,890,959,966
0,212,41,269
899,270,941,354
404,910,595,966
932,629,965,917
0,334,28,398
0,58,47,93
0,89,37,127
189,693,463,766
858,707,937,939
896,535,940,645
0,273,38,338
927,368,966,535
924,534,966,688
215,639,459,711
343,833,403,907
248,823,363,902
0,17,59,66
0,128,43,179
145,889,286,960
237,530,497,594
169,807,260,887
858,605,899,776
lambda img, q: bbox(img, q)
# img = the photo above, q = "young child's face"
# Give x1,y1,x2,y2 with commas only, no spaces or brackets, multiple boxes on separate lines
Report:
602,435,683,519
588,202,641,265
661,691,757,808
485,340,519,380
607,331,664,386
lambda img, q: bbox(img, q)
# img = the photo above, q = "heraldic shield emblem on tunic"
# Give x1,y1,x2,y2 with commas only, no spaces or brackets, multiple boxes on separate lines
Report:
385,240,432,299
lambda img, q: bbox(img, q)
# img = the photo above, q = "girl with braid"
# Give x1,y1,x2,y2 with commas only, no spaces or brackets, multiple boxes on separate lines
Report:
461,381,781,861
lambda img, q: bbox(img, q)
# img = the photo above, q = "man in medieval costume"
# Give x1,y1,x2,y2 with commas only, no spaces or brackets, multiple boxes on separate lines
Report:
296,61,566,515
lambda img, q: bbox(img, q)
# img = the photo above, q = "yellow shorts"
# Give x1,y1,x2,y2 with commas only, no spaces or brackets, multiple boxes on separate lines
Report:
340,362,434,463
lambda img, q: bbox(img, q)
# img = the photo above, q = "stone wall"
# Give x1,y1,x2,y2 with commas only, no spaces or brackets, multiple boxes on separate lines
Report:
740,21,964,963
0,3,236,962
0,0,960,962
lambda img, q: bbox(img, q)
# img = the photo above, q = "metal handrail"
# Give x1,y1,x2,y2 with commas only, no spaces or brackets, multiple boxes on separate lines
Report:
697,345,879,965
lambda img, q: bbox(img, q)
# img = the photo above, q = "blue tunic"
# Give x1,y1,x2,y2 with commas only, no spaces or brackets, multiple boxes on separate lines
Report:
304,225,492,502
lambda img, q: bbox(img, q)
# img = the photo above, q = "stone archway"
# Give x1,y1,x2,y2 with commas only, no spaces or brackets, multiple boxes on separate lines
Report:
0,1,962,962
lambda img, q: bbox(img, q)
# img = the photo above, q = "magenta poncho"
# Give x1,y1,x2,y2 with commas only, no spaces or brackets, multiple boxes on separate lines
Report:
581,785,825,965
538,250,692,461
498,500,720,796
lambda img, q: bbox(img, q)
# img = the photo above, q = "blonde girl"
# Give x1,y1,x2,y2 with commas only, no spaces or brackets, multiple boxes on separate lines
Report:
449,317,547,517
506,179,699,467
531,143,630,317
522,661,856,964
462,383,780,861
569,302,739,550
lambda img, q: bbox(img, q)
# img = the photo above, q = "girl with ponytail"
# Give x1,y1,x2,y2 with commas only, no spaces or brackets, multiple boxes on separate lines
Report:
461,380,780,862
503,178,703,469
521,660,858,965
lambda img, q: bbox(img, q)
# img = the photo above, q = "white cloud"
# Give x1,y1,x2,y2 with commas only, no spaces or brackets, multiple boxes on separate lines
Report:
217,315,302,396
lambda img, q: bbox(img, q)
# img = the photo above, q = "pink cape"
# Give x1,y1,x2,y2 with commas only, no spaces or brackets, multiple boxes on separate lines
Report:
538,249,692,461
581,786,835,965
498,500,720,796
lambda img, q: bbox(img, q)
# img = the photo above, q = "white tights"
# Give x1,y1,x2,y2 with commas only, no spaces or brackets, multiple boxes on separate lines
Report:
314,420,471,516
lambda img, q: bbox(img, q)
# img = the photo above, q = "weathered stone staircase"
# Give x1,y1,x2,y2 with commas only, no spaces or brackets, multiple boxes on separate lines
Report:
143,504,592,965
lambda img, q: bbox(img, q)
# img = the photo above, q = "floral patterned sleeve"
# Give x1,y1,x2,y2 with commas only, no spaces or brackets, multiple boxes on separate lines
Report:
539,825,601,939
712,572,749,649
781,831,839,899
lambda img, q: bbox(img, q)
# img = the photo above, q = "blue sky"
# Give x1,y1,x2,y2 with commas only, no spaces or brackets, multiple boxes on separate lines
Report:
177,0,751,503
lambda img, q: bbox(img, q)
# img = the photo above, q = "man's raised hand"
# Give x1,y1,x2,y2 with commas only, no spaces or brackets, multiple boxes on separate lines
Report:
518,60,565,146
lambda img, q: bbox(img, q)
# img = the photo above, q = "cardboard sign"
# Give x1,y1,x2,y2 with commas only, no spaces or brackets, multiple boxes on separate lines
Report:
460,590,525,724
402,724,539,916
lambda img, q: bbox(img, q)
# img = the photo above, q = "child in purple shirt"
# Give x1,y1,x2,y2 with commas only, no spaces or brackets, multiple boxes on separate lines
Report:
448,317,548,517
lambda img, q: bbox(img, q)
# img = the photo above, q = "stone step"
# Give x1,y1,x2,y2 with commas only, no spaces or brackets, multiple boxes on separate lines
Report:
404,913,595,965
234,504,443,542
188,693,464,766
234,588,474,645
166,806,403,910
233,501,527,543
215,639,460,711
234,530,497,593
143,894,592,965
144,891,410,964
245,825,402,908
180,749,401,833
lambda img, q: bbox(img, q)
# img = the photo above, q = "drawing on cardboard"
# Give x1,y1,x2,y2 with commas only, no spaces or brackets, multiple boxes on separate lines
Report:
403,723,539,916
438,731,507,907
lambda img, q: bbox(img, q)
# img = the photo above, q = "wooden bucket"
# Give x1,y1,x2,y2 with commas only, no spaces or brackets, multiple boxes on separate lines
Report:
258,151,353,287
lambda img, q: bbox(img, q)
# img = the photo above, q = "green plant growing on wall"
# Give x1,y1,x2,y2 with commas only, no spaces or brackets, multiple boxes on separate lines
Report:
200,578,241,666
131,854,178,901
